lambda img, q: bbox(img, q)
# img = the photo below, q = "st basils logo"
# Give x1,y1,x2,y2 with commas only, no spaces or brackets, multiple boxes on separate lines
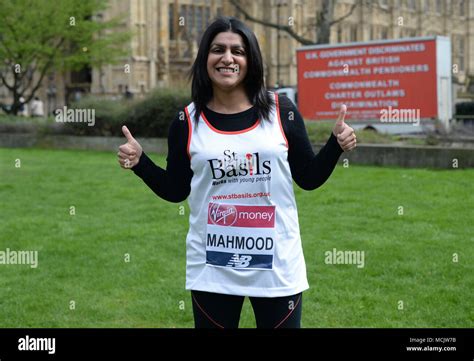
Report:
207,150,271,180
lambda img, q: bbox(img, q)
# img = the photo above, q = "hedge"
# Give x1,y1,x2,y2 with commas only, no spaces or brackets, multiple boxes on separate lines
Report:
66,88,191,137
124,88,191,138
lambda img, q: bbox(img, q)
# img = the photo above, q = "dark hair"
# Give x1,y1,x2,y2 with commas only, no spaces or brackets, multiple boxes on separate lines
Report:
189,16,273,122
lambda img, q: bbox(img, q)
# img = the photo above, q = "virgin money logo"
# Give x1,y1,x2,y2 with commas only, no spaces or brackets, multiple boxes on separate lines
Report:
208,202,276,228
208,203,237,226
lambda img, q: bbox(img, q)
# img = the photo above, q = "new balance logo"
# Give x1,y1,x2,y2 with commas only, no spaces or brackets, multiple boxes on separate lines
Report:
226,254,252,268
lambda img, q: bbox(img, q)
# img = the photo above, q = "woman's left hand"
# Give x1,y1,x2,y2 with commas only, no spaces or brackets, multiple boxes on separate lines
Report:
333,104,357,152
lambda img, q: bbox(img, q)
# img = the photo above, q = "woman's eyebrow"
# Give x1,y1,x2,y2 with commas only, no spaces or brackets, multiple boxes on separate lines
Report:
210,43,245,49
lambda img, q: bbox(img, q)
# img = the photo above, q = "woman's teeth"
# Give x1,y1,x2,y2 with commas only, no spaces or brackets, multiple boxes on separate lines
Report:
218,68,236,73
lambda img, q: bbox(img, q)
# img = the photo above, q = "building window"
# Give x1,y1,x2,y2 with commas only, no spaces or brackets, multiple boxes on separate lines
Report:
170,4,211,41
407,0,416,10
180,5,186,39
169,4,175,40
349,24,358,42
424,0,430,12
459,0,465,16
196,6,203,34
435,0,442,14
337,25,342,43
381,27,388,39
446,0,452,15
187,5,194,37
457,35,465,71
205,7,211,28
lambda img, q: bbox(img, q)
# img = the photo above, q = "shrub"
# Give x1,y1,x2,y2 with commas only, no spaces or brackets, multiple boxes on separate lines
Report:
67,97,129,136
65,88,191,137
123,88,190,137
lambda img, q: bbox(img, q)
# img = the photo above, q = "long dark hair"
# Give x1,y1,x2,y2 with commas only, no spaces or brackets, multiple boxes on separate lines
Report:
189,16,273,123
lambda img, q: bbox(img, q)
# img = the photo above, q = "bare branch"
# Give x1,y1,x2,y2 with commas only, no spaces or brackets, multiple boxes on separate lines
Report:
329,3,358,26
230,0,363,45
1,73,15,91
367,0,390,13
229,0,315,45
23,61,52,104
23,38,65,104
17,65,37,95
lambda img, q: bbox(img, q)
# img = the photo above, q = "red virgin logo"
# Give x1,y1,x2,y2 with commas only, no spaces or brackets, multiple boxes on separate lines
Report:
208,203,237,226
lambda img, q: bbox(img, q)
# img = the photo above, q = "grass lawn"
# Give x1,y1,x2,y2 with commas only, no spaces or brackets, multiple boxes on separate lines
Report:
304,120,443,146
0,148,472,328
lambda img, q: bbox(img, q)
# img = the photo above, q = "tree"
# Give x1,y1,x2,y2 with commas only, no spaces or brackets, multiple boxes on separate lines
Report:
0,0,130,115
229,0,360,45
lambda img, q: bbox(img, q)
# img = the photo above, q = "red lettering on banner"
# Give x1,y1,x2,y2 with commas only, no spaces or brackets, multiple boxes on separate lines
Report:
297,39,438,120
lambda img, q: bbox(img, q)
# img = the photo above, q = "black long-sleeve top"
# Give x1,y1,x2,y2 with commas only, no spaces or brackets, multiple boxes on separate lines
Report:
132,95,343,203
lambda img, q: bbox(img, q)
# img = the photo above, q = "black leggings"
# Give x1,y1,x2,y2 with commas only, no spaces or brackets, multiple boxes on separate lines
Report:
191,290,302,328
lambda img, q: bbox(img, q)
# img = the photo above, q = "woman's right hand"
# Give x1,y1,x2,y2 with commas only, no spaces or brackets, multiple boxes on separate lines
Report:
118,125,143,169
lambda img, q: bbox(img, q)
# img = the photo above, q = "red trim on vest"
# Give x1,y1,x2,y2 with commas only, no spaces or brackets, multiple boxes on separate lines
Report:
274,93,289,148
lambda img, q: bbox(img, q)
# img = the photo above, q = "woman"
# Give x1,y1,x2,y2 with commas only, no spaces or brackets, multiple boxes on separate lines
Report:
118,16,356,328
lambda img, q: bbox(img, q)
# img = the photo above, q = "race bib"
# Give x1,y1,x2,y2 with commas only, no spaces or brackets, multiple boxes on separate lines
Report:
206,202,276,270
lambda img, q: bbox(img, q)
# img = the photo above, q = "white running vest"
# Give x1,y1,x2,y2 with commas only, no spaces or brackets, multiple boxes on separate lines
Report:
184,93,309,297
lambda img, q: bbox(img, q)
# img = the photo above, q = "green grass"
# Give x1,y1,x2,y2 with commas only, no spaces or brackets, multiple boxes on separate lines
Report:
0,148,472,328
305,120,397,144
304,120,446,146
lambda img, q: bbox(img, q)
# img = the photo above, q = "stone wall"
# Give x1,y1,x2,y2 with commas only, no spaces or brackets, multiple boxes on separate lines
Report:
0,133,472,169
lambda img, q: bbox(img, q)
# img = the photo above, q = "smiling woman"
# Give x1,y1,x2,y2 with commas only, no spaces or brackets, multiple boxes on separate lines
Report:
207,33,248,89
117,16,357,329
190,17,272,120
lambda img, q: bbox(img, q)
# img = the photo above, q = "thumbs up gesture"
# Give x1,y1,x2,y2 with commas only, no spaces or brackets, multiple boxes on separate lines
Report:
118,125,143,169
333,104,357,152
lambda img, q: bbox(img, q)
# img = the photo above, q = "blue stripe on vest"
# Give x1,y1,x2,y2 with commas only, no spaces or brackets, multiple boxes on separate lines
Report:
206,251,273,269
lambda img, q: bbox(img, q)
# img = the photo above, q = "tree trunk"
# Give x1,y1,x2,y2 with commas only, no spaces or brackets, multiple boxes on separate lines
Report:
316,0,335,44
11,73,20,115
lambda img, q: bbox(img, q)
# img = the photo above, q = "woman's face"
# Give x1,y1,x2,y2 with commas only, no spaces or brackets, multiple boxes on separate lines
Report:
207,31,248,91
